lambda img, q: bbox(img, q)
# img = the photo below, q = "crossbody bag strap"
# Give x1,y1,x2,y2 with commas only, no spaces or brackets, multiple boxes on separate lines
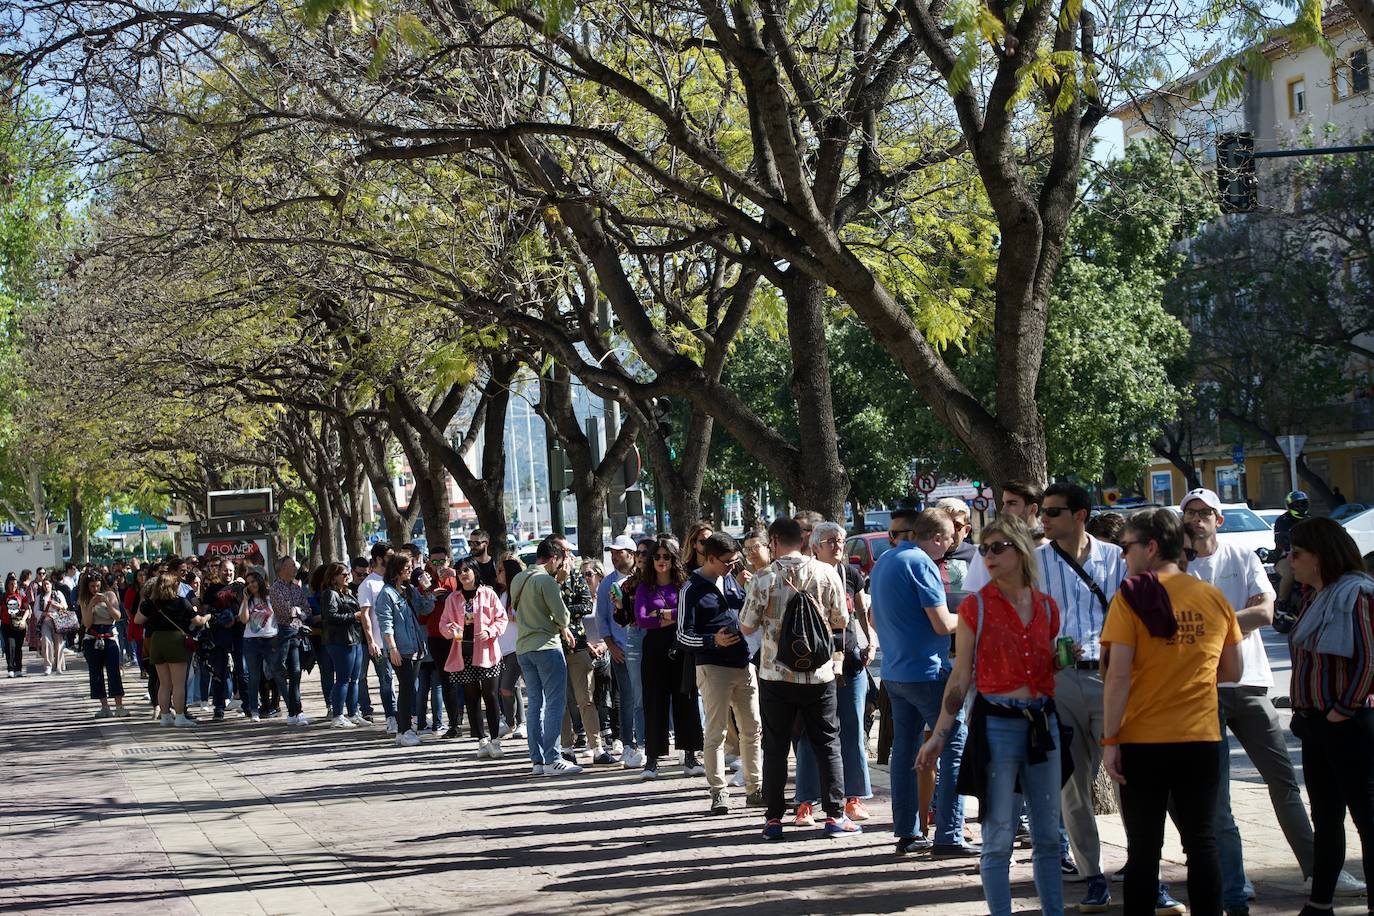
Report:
1050,541,1110,614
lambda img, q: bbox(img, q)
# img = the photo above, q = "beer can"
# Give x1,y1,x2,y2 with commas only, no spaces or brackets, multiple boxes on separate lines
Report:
1055,637,1076,668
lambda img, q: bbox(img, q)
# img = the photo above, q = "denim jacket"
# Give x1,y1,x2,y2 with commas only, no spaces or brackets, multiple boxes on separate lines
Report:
374,584,427,658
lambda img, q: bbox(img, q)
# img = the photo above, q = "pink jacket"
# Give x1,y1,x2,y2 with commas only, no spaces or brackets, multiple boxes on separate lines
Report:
439,586,508,672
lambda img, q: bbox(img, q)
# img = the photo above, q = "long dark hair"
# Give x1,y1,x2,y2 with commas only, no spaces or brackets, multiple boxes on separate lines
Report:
242,568,269,601
384,553,412,587
648,536,687,587
455,557,482,592
1291,517,1367,588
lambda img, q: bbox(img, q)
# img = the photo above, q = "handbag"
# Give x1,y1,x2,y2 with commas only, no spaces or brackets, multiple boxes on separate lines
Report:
53,608,80,634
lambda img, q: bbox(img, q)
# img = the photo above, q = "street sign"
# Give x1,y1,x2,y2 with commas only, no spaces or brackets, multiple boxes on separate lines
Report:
1232,444,1245,465
1277,435,1306,460
915,473,938,495
1103,489,1121,506
970,496,989,512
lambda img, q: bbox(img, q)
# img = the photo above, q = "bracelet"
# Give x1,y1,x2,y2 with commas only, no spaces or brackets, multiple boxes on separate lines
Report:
1100,736,1120,747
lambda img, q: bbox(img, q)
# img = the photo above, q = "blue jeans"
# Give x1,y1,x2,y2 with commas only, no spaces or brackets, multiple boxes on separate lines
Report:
417,637,447,730
242,636,286,717
360,652,396,720
280,636,304,717
211,632,244,711
519,648,568,766
315,639,335,715
611,629,645,749
795,671,872,802
885,677,966,844
981,699,1064,916
326,643,364,717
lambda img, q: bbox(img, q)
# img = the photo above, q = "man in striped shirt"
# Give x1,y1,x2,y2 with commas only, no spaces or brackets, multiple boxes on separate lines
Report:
1038,483,1126,913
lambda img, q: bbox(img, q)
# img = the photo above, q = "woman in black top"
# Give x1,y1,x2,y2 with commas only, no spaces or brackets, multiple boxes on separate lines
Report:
320,562,366,728
136,570,208,727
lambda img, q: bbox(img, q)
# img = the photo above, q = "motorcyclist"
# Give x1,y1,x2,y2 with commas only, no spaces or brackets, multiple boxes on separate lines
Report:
1272,490,1310,626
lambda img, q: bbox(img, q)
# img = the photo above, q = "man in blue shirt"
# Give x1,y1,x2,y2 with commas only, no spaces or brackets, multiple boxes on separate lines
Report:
869,508,974,857
595,535,644,769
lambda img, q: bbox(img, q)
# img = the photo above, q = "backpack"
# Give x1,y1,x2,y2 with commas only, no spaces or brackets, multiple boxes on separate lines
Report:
775,569,832,672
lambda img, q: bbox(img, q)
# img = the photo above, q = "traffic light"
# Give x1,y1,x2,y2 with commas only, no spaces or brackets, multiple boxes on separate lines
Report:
549,444,574,491
1217,133,1257,213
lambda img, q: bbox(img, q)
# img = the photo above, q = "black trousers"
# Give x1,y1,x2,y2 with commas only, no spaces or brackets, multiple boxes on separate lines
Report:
394,657,417,733
464,677,502,740
759,678,843,822
1119,741,1223,916
1295,708,1374,906
3,625,24,673
640,625,702,758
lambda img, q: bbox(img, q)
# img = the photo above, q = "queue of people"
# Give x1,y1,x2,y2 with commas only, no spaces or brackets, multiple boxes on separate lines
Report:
5,493,1373,916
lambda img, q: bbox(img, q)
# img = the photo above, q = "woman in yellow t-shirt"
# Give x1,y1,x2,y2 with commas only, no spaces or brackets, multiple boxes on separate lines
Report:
1100,509,1242,916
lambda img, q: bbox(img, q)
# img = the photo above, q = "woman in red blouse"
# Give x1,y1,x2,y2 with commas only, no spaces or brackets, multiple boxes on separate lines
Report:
918,515,1065,916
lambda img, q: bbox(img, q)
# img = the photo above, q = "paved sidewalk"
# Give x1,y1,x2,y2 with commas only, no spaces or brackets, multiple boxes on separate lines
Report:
0,653,1366,915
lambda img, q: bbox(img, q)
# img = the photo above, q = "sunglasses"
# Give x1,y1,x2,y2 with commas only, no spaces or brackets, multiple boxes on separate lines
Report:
581,571,597,579
888,528,913,538
653,553,674,561
1040,506,1074,518
977,541,1016,557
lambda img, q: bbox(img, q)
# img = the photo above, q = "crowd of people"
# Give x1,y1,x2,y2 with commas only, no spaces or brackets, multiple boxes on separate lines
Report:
3,488,1373,916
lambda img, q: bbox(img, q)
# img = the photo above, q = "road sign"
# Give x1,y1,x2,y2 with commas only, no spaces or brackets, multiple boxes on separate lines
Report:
970,496,989,512
915,473,938,495
1277,435,1306,460
1232,444,1245,465
1103,489,1121,506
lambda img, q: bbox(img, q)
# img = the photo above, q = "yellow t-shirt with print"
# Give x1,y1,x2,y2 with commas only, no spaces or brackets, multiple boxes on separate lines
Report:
1101,573,1242,744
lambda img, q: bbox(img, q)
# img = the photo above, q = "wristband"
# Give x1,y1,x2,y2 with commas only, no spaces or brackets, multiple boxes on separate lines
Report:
1100,736,1120,747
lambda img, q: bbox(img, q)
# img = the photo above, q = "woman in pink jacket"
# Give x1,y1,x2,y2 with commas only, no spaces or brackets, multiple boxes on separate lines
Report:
440,558,508,757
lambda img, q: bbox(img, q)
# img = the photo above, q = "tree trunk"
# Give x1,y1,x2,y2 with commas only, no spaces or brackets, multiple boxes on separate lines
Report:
743,488,761,533
70,485,88,564
314,489,340,563
780,271,849,519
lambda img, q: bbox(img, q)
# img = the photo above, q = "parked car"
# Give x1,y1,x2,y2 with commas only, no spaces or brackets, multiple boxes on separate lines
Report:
449,535,469,556
863,510,895,534
1341,507,1374,569
846,532,895,575
1254,509,1284,529
1329,503,1371,524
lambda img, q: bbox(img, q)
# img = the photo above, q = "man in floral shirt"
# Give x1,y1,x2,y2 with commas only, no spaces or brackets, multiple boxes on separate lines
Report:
268,556,312,725
740,517,857,839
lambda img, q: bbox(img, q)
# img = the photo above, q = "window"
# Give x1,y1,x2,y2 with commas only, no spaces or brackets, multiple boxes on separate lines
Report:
1216,465,1242,503
1335,49,1371,100
1356,456,1374,504
1289,77,1308,117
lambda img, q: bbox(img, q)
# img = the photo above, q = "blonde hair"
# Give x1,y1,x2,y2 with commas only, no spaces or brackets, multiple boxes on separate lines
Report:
151,570,183,602
979,515,1039,589
681,522,713,566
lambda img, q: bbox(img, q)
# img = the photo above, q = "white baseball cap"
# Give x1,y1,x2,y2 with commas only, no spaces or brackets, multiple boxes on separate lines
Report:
1179,487,1223,514
607,535,638,552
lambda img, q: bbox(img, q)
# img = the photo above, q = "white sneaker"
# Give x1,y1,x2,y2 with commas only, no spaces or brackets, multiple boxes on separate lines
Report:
286,714,300,725
418,725,434,736
476,737,492,759
728,770,745,787
511,723,527,739
385,716,398,735
173,714,198,728
499,721,514,738
1333,870,1367,897
489,739,504,759
295,714,311,727
725,753,742,772
349,713,369,726
396,730,421,747
622,747,645,769
531,763,545,776
43,666,51,675
249,712,261,722
544,758,583,776
610,739,624,756
331,715,354,729
160,713,175,727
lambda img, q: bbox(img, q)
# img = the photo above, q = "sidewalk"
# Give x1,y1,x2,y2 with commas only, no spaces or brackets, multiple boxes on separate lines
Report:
0,653,1365,915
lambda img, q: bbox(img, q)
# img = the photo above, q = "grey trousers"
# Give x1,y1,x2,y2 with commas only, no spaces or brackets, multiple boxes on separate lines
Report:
1216,685,1315,904
1057,667,1107,879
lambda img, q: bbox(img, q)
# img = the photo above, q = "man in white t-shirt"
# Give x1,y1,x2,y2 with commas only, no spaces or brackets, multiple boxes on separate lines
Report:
1181,488,1365,909
356,542,396,733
